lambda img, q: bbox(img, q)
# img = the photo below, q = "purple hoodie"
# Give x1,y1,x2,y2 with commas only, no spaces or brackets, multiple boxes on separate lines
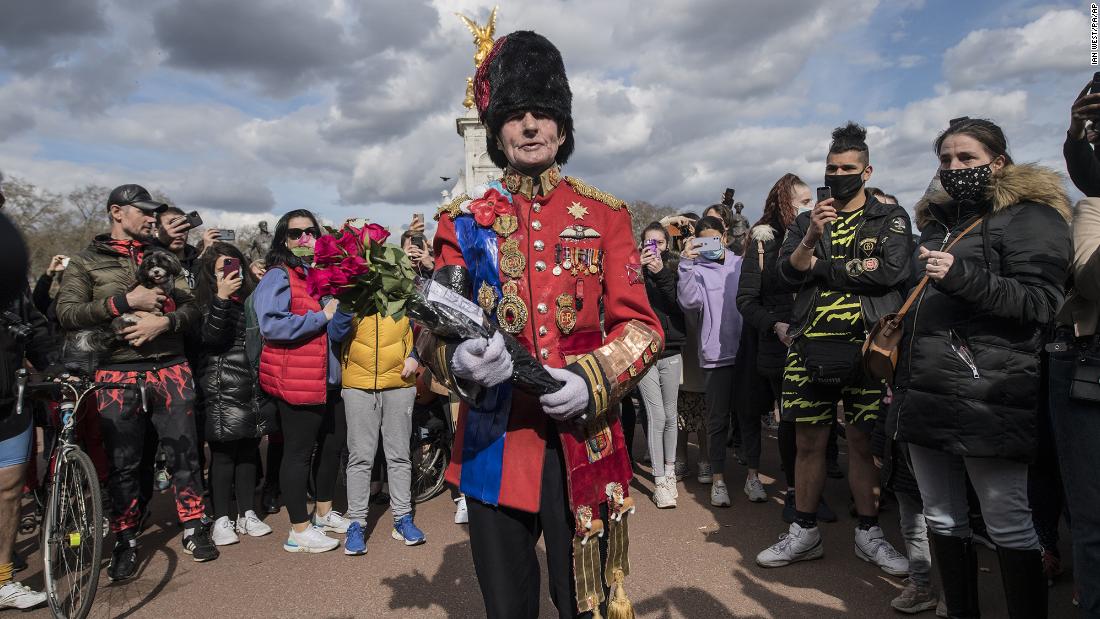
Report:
677,254,744,369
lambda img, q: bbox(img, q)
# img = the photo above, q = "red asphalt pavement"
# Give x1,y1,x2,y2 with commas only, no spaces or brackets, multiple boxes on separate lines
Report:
14,428,1076,618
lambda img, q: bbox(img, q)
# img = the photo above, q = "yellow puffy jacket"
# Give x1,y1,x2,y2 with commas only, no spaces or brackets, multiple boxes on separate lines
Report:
340,314,415,391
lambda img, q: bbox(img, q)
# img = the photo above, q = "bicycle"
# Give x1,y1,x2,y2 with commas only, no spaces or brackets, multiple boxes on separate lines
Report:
15,369,136,619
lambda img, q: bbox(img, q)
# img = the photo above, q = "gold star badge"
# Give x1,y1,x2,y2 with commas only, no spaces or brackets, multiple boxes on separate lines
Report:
567,201,589,220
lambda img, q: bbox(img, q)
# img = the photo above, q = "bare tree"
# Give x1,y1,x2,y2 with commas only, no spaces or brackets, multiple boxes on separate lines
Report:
629,200,679,240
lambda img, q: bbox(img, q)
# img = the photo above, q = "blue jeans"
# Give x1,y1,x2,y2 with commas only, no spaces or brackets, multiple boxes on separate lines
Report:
1049,349,1100,618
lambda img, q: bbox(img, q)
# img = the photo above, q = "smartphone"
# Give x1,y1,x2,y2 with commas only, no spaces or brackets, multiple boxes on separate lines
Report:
410,234,426,249
1091,72,1100,95
60,256,70,269
221,257,241,279
692,236,722,253
413,212,424,226
220,229,236,242
184,211,203,229
645,239,659,255
817,186,832,203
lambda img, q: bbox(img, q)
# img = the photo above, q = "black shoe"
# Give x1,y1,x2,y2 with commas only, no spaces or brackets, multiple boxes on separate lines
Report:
930,534,980,618
108,535,139,582
826,460,844,479
182,525,220,562
11,551,26,573
997,546,1048,619
782,492,796,524
816,497,838,523
261,487,280,515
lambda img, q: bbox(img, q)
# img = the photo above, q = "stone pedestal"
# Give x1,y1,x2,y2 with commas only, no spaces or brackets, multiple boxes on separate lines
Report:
452,108,502,197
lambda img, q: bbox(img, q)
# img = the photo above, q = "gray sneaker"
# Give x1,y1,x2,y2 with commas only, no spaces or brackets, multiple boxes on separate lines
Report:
891,578,939,614
756,523,824,567
854,526,909,576
744,477,767,503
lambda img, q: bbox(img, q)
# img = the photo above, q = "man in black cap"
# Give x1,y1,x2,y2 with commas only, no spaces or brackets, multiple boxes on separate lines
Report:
55,184,219,581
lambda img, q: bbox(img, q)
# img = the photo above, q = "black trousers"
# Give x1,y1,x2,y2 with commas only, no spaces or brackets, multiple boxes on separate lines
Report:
277,393,346,524
209,437,261,519
467,432,607,619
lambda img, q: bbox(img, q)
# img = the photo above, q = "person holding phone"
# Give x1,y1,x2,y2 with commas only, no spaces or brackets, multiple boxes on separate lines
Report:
1066,75,1100,197
637,222,685,508
400,228,434,275
757,123,911,577
252,209,348,554
677,216,744,508
192,242,275,546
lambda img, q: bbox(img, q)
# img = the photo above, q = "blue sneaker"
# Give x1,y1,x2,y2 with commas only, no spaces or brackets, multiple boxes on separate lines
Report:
344,521,366,556
391,515,425,546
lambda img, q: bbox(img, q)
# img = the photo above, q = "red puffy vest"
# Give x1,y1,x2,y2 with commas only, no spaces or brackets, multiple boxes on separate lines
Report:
258,266,328,405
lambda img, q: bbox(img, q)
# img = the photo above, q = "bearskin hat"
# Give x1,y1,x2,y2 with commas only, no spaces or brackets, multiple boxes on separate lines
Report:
475,31,574,170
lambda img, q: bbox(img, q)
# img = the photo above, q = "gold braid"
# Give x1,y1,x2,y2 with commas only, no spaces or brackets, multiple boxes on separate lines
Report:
564,177,629,212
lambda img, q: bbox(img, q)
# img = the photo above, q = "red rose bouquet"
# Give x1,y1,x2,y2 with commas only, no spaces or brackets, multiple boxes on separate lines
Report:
305,221,420,318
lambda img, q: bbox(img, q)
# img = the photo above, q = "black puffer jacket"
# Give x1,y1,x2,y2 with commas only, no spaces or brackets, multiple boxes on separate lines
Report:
197,295,274,442
888,164,1072,462
737,223,796,373
643,254,685,354
778,192,913,338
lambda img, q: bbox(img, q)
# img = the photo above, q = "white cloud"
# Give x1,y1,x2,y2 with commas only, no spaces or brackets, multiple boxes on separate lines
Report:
944,8,1084,89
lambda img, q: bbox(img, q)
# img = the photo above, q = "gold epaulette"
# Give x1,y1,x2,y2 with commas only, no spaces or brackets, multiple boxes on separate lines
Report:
564,177,628,212
435,194,470,221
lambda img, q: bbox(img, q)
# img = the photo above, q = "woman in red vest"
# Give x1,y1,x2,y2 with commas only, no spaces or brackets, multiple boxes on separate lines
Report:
253,209,348,554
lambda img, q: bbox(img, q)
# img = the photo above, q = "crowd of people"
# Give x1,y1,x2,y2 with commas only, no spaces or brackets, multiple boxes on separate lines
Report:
0,34,1099,619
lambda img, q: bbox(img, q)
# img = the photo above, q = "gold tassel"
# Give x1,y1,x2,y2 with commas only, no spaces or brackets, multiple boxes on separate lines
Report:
606,569,635,619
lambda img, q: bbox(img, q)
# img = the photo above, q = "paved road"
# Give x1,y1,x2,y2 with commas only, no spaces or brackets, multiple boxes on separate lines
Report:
15,429,1076,618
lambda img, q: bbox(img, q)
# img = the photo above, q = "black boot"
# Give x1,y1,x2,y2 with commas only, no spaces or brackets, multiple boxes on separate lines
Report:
930,533,980,618
996,546,1047,619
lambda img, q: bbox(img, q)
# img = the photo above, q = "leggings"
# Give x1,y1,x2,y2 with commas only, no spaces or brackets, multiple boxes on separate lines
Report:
638,355,681,474
277,393,347,524
209,437,261,519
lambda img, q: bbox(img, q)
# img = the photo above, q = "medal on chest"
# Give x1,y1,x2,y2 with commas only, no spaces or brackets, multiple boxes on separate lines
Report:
496,281,528,334
556,293,578,335
499,238,526,279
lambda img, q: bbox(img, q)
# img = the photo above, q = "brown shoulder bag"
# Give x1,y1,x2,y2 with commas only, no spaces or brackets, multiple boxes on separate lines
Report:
862,217,983,384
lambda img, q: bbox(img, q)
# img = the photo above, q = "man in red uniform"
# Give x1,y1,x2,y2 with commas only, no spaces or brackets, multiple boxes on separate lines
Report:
420,31,662,618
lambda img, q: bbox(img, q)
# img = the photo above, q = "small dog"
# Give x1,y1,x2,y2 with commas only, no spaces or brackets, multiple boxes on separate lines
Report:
71,249,183,353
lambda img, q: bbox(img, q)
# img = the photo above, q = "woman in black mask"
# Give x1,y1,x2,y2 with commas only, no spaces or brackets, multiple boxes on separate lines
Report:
888,117,1072,618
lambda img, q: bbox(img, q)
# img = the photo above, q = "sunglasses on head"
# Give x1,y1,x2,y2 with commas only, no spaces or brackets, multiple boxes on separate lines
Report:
286,227,320,240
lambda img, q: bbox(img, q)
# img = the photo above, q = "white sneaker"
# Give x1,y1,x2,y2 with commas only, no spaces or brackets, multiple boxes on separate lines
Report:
744,477,767,503
0,581,45,610
312,510,350,534
664,466,679,498
236,511,273,537
710,480,731,507
854,526,910,576
210,516,239,546
673,461,689,481
652,477,677,509
454,496,469,525
756,523,824,567
283,526,339,553
697,462,714,484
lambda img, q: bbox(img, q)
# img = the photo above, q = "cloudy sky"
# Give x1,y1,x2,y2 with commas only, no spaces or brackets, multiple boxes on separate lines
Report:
0,0,1091,232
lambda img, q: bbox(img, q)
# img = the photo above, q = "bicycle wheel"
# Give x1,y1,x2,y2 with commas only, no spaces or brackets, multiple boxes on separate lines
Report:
411,438,449,503
43,447,103,619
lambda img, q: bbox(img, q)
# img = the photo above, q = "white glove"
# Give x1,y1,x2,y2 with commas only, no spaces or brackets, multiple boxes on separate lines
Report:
452,332,513,387
539,367,590,421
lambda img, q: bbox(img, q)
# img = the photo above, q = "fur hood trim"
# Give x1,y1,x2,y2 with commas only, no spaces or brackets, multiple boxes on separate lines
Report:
916,163,1071,229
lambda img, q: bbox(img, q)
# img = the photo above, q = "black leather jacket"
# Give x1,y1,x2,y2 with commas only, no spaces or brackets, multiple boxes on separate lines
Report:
777,192,913,338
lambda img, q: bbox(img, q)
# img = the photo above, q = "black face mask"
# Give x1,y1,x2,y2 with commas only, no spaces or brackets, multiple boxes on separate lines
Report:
939,164,992,203
823,170,866,202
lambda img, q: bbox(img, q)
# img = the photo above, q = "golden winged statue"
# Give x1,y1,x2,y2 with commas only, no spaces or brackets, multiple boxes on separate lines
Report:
456,6,498,68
